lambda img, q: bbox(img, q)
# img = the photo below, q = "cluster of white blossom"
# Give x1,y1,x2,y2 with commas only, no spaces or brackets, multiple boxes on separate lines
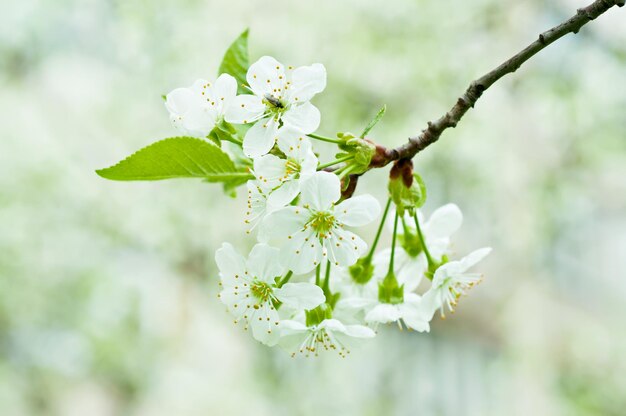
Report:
165,56,491,357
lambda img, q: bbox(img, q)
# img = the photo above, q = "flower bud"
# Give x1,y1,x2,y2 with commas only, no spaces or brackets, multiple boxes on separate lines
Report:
388,161,427,216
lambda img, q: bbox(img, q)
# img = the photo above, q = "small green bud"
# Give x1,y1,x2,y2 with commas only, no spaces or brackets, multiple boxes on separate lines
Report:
378,271,404,305
335,132,377,174
388,159,427,216
349,257,375,284
425,254,448,281
398,231,423,258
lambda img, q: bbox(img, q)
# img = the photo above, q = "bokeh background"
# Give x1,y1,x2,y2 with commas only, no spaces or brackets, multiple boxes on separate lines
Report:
2,0,625,415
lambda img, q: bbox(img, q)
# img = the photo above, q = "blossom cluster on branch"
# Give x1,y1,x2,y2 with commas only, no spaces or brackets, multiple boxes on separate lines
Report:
97,30,491,357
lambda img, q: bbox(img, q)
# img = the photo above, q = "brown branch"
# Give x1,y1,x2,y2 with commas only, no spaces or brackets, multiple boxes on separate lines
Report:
373,0,624,167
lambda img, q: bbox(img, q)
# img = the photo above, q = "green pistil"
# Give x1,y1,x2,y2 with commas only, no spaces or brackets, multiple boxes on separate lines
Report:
285,158,300,176
308,211,336,237
250,280,273,303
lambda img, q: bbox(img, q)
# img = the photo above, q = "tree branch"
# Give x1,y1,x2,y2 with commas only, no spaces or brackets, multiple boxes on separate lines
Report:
372,0,624,167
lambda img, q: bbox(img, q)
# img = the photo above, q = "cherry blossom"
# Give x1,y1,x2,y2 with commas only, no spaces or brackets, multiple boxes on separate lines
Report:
225,56,326,157
259,171,380,274
165,74,237,137
216,243,325,345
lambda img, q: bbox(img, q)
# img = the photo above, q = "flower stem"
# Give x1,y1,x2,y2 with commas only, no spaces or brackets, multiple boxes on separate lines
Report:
221,135,243,146
337,165,356,180
308,133,343,145
387,211,399,276
322,260,331,292
413,213,435,267
278,271,293,287
365,198,392,261
315,264,321,287
317,154,355,170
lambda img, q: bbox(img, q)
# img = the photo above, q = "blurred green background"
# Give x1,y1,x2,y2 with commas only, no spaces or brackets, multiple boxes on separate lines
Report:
1,0,625,415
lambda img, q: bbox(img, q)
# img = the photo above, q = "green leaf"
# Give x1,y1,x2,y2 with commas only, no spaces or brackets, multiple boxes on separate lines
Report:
96,137,244,181
204,172,253,182
218,29,250,94
360,105,386,138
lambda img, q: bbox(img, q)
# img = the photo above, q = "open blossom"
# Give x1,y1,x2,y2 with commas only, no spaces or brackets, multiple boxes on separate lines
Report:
279,318,375,357
364,292,431,332
252,126,317,207
260,171,381,274
245,180,281,232
225,56,326,157
337,258,431,332
422,247,492,319
216,243,325,345
165,73,237,137
376,203,463,290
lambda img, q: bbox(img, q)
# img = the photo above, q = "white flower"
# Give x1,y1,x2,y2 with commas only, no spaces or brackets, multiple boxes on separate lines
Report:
252,126,318,207
244,180,281,232
334,258,431,332
422,247,492,319
378,203,463,290
260,171,381,274
364,292,431,332
165,74,237,137
215,243,325,345
225,56,326,157
278,318,375,357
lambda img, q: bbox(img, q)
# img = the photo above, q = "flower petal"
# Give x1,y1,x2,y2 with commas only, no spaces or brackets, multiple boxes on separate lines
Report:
224,94,265,124
267,179,300,207
397,252,427,292
342,324,376,338
165,87,195,116
335,194,381,227
212,73,238,108
246,56,285,97
281,229,323,274
287,63,327,103
274,282,325,310
247,244,285,282
253,154,286,189
243,118,279,157
459,247,492,271
215,243,247,278
326,228,366,268
181,104,216,137
318,319,347,333
258,206,307,245
299,171,340,211
281,102,320,134
249,303,281,346
278,319,308,334
365,304,401,323
424,203,463,240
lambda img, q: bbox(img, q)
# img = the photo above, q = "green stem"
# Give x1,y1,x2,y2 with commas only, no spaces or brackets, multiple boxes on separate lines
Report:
317,154,355,170
322,260,331,292
315,264,321,287
278,271,293,287
308,133,343,145
221,135,243,146
366,198,392,261
387,212,399,276
413,213,435,267
337,165,356,180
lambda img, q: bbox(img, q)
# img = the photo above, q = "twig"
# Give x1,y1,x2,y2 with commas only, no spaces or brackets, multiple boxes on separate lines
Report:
372,0,624,167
